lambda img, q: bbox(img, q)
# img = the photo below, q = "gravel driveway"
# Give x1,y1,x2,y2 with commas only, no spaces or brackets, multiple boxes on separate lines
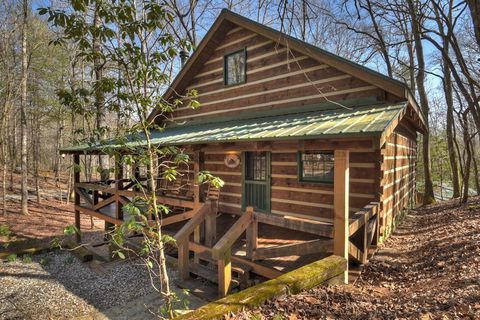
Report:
0,251,205,319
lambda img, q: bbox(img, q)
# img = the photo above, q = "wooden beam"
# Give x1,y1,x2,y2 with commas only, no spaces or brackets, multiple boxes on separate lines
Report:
362,218,368,264
178,240,190,280
212,209,253,260
115,155,124,220
74,154,81,243
246,209,257,260
173,203,210,242
188,242,283,279
348,241,364,264
157,209,197,227
218,248,232,297
194,225,201,264
333,149,349,284
75,205,122,225
253,239,333,260
254,211,333,238
193,151,200,207
92,195,116,211
204,200,216,247
75,186,94,206
349,202,380,235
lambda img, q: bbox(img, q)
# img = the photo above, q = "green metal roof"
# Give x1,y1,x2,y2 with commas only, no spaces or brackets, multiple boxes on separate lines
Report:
61,103,406,153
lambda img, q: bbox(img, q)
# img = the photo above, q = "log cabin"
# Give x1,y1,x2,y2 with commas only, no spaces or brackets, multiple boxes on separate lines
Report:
61,9,427,297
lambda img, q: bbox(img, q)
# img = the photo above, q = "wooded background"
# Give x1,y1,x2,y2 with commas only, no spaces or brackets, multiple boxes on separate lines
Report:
1,0,479,215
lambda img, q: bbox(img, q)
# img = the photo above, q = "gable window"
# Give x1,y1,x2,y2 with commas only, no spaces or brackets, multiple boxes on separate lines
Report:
224,49,246,86
298,151,334,183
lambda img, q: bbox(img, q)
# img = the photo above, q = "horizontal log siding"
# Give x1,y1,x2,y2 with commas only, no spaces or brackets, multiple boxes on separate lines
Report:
270,149,378,221
172,27,386,122
379,128,417,237
204,152,243,215
202,138,380,222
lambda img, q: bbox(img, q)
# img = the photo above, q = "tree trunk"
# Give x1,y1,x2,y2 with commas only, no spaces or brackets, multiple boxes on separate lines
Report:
466,0,480,48
20,0,29,215
470,140,480,195
461,112,471,203
407,0,435,204
443,63,460,198
93,1,108,181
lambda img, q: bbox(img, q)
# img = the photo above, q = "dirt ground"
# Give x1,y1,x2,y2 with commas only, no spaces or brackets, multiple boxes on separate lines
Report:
233,197,480,320
0,172,206,319
0,171,104,244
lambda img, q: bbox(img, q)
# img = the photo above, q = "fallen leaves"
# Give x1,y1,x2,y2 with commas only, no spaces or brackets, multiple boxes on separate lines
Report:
231,197,480,319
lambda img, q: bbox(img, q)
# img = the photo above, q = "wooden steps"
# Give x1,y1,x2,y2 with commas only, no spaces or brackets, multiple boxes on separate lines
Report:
196,252,251,288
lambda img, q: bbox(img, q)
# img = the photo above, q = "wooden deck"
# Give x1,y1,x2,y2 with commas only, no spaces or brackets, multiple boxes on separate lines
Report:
71,149,380,298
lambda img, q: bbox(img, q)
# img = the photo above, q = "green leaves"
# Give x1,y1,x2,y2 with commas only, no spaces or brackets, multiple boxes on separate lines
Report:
64,224,80,236
114,250,126,259
198,171,225,188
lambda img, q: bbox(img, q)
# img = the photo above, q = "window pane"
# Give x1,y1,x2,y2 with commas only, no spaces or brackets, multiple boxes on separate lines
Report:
245,152,266,181
225,50,245,85
301,152,334,182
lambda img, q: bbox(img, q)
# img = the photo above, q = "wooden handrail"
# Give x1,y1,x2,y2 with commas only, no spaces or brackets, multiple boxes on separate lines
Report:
174,202,211,242
212,207,254,260
349,201,380,236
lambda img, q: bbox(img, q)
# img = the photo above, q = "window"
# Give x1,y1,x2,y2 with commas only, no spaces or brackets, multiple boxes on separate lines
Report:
224,49,246,86
245,152,266,181
299,151,334,183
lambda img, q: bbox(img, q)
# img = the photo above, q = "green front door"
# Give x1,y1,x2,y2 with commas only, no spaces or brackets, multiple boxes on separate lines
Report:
242,151,271,212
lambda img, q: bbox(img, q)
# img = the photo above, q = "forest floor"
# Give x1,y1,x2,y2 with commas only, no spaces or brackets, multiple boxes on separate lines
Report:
232,197,480,320
0,172,205,319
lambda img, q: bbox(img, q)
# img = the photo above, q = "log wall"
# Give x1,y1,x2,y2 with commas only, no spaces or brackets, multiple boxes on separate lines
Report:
379,121,417,236
200,138,381,223
171,26,398,123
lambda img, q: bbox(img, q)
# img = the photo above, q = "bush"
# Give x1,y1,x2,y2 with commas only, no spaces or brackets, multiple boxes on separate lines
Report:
0,224,12,237
22,254,33,263
7,253,17,262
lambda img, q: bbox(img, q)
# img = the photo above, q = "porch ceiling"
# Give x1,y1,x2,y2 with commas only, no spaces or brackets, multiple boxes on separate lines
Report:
61,102,406,153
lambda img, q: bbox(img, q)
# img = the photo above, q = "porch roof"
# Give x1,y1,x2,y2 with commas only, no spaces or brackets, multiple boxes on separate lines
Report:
61,102,406,154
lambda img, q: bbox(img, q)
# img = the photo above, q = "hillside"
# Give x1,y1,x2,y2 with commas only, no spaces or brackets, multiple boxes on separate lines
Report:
233,197,480,319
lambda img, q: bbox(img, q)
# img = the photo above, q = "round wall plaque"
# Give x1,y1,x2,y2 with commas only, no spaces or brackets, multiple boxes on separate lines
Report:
224,154,240,168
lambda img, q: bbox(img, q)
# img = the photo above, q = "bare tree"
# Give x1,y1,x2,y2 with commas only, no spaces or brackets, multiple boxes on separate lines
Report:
407,0,435,204
20,0,29,215
465,0,480,48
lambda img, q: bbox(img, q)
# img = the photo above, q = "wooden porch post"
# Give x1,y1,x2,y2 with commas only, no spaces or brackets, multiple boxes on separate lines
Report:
178,240,190,280
204,200,216,247
218,248,232,297
193,150,201,207
333,149,349,284
193,150,202,263
115,155,123,220
245,207,257,259
74,154,81,243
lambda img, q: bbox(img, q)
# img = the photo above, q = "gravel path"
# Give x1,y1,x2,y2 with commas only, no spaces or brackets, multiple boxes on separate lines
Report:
0,250,205,319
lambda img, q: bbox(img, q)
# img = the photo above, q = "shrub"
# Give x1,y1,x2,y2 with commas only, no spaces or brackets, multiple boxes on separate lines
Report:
7,254,17,262
0,224,12,237
22,254,33,263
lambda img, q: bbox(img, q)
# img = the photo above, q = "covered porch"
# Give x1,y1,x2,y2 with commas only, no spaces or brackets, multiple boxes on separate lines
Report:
62,103,397,297
68,148,379,298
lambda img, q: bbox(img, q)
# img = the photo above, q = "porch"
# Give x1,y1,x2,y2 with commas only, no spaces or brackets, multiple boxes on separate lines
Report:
70,149,380,298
